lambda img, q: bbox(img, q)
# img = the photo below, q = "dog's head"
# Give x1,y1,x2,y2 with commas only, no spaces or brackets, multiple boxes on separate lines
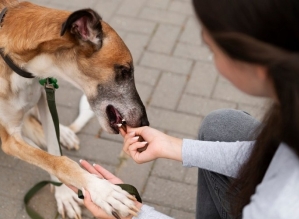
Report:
59,9,149,133
0,5,149,133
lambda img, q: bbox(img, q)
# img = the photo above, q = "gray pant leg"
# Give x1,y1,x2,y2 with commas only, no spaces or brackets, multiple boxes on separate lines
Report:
196,109,260,219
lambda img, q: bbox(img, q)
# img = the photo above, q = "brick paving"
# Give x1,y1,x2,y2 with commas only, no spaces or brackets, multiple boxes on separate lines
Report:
0,0,269,218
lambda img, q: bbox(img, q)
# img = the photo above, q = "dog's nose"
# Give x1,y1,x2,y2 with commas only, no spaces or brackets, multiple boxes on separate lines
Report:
140,116,150,127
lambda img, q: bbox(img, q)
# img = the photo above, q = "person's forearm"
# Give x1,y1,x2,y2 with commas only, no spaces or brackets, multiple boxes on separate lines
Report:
160,136,183,162
182,139,255,178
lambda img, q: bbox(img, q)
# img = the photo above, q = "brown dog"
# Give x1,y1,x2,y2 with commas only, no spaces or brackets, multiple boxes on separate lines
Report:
0,0,149,218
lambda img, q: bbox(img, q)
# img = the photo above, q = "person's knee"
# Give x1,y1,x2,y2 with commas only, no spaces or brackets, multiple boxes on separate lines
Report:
198,109,259,142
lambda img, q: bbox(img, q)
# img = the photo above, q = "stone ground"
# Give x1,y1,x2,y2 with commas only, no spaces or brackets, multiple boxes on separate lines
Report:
0,0,269,218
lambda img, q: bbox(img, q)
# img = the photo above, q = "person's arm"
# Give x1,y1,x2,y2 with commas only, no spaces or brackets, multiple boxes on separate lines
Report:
182,139,255,178
122,126,255,178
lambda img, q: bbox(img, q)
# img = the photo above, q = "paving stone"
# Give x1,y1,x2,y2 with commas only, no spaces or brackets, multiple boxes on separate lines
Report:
117,159,154,193
152,159,186,182
29,0,50,7
213,76,269,106
170,209,195,219
168,0,195,15
184,167,198,185
134,66,161,86
63,133,123,165
0,195,19,219
178,94,237,117
179,17,202,45
123,33,150,63
147,107,202,136
0,165,48,199
167,131,197,140
148,24,181,54
57,105,79,126
146,0,171,9
56,86,82,109
185,62,218,97
110,15,157,35
116,0,147,17
79,116,101,135
140,52,193,75
94,0,122,21
136,82,154,104
99,128,124,143
174,43,213,61
151,72,187,109
139,7,186,26
47,0,97,10
0,149,19,168
143,176,197,211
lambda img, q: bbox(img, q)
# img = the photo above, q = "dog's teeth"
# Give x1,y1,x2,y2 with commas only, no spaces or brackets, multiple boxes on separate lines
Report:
122,119,126,122
117,124,122,127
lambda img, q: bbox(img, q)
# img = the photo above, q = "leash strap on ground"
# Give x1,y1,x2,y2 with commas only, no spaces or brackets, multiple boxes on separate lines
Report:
24,181,63,219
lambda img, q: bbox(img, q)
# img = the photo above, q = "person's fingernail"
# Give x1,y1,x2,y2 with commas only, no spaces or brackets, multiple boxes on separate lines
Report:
142,141,148,145
79,159,83,163
132,136,139,141
81,187,85,196
92,163,96,167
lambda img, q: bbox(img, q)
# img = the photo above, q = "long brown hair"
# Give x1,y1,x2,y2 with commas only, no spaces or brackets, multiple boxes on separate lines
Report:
192,0,299,216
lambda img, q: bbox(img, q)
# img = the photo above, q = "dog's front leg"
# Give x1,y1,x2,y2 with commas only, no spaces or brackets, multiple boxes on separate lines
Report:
0,127,137,218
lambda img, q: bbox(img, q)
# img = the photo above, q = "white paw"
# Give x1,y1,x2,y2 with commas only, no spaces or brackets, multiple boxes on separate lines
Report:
60,124,80,150
86,175,138,217
54,184,83,219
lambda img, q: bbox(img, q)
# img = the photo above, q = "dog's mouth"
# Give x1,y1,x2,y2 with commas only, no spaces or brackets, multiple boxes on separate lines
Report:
106,105,123,134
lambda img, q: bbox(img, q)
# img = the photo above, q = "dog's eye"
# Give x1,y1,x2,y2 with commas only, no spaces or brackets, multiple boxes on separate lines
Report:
121,68,130,77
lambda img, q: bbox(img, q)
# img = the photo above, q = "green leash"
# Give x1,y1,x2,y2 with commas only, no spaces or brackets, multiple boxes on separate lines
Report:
24,77,142,219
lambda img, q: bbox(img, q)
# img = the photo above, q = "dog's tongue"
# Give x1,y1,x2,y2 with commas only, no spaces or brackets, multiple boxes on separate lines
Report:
106,105,122,125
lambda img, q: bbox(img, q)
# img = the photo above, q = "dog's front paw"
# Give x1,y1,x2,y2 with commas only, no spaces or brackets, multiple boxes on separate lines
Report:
54,184,83,219
86,175,138,218
60,124,80,150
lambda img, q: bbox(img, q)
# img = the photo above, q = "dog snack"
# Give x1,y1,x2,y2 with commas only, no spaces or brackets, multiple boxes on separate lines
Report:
118,119,148,153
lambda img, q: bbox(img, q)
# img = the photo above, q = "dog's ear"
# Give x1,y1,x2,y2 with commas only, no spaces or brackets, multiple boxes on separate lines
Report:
60,9,103,48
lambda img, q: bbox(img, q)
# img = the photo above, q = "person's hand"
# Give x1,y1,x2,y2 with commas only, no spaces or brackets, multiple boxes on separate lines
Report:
67,160,142,219
120,126,183,164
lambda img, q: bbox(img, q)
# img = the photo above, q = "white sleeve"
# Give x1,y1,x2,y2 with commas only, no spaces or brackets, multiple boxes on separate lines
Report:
242,144,299,219
133,205,173,219
182,139,255,178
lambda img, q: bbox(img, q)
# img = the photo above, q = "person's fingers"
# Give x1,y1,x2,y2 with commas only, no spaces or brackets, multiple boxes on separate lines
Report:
92,164,123,184
123,132,137,154
124,131,136,143
127,141,150,162
79,160,103,178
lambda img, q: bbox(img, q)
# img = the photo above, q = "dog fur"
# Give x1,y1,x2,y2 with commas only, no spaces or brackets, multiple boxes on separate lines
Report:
0,0,148,218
